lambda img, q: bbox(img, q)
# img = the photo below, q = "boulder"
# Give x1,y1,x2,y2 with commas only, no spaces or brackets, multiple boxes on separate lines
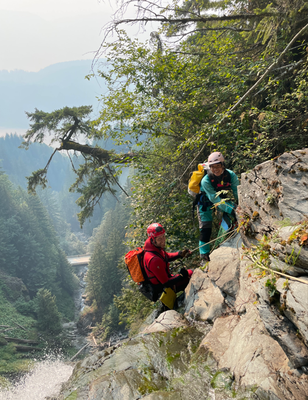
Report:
184,268,227,321
237,149,308,271
207,233,242,303
200,302,308,399
238,149,308,239
141,310,188,334
276,277,308,348
257,300,308,369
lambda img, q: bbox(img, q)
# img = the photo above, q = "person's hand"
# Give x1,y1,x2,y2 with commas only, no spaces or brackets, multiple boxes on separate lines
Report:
179,249,192,258
179,267,189,278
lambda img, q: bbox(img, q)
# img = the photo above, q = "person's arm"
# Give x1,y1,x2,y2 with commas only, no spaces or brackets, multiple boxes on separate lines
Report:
163,268,189,288
165,251,181,262
166,249,192,262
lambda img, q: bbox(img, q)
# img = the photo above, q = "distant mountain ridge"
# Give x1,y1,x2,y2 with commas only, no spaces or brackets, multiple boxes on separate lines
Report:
0,60,107,130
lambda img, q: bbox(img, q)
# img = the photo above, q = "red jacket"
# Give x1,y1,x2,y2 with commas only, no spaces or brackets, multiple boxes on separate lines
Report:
143,237,180,285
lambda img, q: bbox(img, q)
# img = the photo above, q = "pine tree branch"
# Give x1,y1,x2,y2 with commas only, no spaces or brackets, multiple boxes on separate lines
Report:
114,12,279,27
60,140,137,164
171,26,252,37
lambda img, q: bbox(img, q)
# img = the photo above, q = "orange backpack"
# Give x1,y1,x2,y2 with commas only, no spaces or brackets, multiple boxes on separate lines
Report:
124,247,148,283
124,248,166,284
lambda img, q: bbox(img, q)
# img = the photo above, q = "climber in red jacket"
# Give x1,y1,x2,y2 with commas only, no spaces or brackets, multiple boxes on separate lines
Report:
142,223,193,302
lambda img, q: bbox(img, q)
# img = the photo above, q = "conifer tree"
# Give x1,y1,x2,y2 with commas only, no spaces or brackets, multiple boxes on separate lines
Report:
85,244,111,319
85,192,129,320
36,288,62,334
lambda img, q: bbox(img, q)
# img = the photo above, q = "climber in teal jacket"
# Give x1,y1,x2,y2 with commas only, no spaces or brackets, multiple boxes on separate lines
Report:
198,152,239,265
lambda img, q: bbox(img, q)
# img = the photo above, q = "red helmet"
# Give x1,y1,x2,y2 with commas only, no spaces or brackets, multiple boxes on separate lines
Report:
208,152,225,166
147,223,165,238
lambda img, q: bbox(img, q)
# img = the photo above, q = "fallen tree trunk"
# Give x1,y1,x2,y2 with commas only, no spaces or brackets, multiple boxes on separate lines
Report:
13,322,27,331
4,337,39,345
15,345,41,352
70,343,89,362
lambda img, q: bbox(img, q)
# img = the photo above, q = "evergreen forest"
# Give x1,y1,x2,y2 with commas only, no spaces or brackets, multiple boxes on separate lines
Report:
0,135,129,375
2,0,308,375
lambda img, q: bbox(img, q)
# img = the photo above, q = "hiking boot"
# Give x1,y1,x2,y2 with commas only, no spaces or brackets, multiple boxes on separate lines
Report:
200,253,210,267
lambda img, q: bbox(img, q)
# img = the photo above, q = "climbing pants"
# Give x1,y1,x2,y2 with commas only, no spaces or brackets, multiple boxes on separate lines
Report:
197,203,213,255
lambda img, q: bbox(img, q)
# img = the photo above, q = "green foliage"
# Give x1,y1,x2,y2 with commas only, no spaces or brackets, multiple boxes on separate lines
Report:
246,235,272,269
0,285,36,338
282,279,289,290
0,285,38,375
24,106,94,146
276,218,292,227
23,106,130,226
36,289,62,334
0,134,70,192
285,247,301,266
14,297,38,317
0,134,106,243
85,194,130,321
24,0,308,233
266,193,276,205
95,304,122,341
85,1,308,263
265,277,278,298
0,343,33,375
113,282,154,335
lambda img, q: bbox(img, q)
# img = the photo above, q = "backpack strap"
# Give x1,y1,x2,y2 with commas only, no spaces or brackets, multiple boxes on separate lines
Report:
208,169,232,195
143,250,168,285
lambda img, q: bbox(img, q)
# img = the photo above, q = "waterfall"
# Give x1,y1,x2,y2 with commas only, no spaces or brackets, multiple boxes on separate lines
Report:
0,356,73,400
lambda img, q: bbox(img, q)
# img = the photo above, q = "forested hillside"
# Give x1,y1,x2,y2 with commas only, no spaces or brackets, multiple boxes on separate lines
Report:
80,193,131,336
0,134,109,241
0,170,77,318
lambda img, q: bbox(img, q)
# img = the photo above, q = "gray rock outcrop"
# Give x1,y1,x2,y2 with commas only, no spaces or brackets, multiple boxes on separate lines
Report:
56,149,308,400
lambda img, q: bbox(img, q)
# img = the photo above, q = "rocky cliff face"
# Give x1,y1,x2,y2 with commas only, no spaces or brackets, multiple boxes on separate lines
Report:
56,149,308,400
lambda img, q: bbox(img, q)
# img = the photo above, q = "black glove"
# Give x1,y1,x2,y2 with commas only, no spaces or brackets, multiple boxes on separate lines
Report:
179,267,189,279
179,249,192,258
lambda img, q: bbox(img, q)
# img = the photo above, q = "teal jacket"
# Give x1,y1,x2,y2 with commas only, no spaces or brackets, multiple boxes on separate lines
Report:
200,169,239,214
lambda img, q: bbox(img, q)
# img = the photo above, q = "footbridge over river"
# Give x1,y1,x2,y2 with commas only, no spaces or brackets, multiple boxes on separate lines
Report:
67,254,91,266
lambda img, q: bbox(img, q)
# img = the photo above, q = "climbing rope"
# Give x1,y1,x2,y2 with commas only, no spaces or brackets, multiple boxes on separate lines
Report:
248,254,308,286
188,225,308,286
190,227,238,253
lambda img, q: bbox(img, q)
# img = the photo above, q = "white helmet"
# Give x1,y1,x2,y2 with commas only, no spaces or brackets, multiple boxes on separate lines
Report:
208,152,224,166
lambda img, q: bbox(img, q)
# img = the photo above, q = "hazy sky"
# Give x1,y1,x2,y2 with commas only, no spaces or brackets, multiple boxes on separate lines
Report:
0,0,145,72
